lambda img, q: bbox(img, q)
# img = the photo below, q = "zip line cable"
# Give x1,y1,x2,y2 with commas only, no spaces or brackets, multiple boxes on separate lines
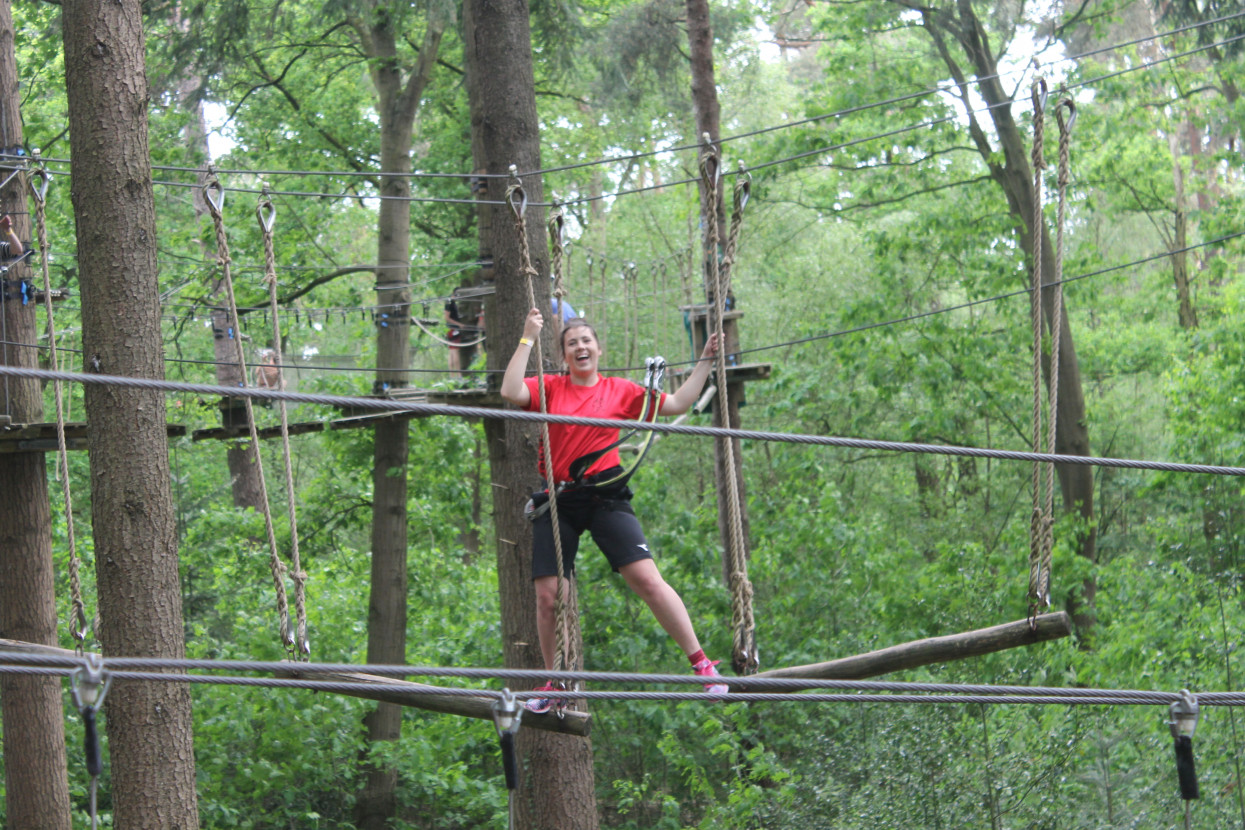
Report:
5,23,1241,204
10,227,1240,379
4,363,1245,478
2,651,1243,708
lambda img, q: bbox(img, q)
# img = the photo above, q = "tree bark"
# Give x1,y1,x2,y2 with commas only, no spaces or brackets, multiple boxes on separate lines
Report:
464,0,599,825
353,8,445,828
0,5,73,825
61,0,200,826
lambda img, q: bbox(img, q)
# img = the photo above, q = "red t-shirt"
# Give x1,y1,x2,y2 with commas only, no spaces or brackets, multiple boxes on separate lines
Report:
523,374,666,483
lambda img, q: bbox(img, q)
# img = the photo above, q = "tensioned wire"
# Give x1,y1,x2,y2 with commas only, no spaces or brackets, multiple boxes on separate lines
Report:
1,653,1241,707
12,228,1241,379
149,30,1245,210
3,363,1245,478
6,9,1240,185
7,27,1242,208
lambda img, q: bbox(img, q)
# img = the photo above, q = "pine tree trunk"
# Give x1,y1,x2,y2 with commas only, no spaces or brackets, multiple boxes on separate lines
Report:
464,0,599,825
0,5,74,825
61,0,200,825
353,8,445,828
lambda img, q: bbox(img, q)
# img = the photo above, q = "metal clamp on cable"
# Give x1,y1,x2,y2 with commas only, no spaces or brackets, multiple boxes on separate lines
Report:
1168,689,1200,801
71,653,113,830
491,688,524,791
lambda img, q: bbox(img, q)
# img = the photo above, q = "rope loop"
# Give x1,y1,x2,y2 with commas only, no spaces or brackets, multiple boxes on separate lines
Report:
506,165,527,218
1030,79,1048,172
203,173,226,218
256,189,276,236
733,162,751,212
28,166,49,205
1055,99,1076,189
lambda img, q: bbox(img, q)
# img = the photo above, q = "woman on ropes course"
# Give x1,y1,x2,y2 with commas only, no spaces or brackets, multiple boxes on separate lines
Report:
501,307,727,712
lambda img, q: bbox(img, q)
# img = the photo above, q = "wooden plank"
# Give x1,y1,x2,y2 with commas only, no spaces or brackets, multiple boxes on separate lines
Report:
0,422,185,452
666,362,771,389
0,639,588,736
745,612,1073,690
191,421,326,442
677,305,744,322
423,388,503,408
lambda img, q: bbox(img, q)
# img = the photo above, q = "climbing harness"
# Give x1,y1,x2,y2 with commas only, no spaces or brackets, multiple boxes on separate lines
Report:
523,356,666,523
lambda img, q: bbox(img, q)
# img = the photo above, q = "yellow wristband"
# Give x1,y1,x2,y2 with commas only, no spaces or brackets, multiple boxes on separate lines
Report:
519,337,533,347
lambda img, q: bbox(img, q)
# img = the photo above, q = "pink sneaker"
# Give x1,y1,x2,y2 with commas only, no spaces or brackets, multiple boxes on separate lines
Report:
692,658,728,697
525,681,569,714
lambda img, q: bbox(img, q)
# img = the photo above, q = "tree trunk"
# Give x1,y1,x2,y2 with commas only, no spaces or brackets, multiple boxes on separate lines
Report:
928,0,1096,631
0,10,73,817
353,9,445,829
62,0,200,826
464,0,599,825
1167,130,1199,329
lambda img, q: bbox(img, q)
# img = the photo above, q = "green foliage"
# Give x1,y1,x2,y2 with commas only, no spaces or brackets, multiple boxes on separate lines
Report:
8,0,1245,825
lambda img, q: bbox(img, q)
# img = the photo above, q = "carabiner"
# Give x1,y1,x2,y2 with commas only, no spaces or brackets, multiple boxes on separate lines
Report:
256,193,276,235
203,177,225,216
1031,78,1048,116
507,165,527,218
29,166,49,204
1055,98,1077,134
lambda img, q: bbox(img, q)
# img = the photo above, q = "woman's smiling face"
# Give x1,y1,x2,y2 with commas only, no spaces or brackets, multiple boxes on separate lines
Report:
561,324,602,378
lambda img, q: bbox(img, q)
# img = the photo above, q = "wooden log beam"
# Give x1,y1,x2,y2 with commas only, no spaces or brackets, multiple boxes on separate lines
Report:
748,612,1072,690
277,669,590,736
0,640,588,736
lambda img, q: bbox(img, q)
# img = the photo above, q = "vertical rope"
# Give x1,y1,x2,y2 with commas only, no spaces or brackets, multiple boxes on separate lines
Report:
700,143,757,675
721,167,751,298
1042,99,1077,605
1028,81,1050,622
257,193,309,659
549,203,565,342
203,174,294,656
30,166,89,647
508,173,576,678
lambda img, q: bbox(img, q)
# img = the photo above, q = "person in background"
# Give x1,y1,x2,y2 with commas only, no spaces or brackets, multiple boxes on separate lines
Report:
552,296,576,323
501,307,728,713
1,215,24,259
254,348,284,390
445,289,465,377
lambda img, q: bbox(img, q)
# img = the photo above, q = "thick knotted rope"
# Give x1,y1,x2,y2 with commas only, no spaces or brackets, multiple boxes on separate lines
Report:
700,143,757,675
30,164,89,647
1027,82,1052,622
203,173,295,657
508,173,578,679
257,193,309,659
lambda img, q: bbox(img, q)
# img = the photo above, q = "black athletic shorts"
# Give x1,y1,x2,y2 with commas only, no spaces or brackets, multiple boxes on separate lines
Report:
529,473,654,579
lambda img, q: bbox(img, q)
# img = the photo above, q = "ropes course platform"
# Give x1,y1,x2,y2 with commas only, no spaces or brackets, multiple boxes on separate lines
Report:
191,386,504,441
0,421,188,453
